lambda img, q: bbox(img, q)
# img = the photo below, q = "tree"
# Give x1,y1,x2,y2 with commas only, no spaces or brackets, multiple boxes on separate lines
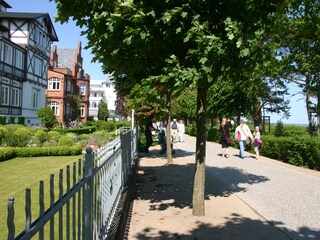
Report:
37,107,57,130
54,0,286,216
273,0,320,134
115,96,129,118
171,86,197,124
98,99,109,121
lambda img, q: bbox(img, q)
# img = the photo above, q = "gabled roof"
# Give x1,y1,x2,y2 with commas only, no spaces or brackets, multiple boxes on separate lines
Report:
0,12,58,41
0,0,11,9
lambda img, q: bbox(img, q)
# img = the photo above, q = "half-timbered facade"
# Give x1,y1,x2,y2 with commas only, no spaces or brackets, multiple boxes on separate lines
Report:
47,42,90,125
0,1,58,126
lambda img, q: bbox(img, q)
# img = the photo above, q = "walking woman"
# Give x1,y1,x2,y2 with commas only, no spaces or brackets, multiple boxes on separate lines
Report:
220,118,231,158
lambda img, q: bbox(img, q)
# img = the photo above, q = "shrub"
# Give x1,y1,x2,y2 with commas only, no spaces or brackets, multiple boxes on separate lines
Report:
0,116,6,124
260,135,320,170
42,139,58,147
96,120,116,132
34,129,48,144
48,131,61,141
37,107,57,130
0,148,16,162
9,117,16,124
5,127,32,147
18,117,25,125
274,120,285,137
0,126,9,146
58,136,74,147
207,127,219,142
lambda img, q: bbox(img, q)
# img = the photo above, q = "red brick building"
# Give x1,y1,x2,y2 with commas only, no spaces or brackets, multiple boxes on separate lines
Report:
47,41,90,125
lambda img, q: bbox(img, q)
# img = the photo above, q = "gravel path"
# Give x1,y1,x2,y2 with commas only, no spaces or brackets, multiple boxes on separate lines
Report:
179,134,320,240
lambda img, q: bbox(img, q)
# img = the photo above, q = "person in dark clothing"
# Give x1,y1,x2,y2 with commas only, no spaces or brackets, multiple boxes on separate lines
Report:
144,116,156,153
220,117,231,158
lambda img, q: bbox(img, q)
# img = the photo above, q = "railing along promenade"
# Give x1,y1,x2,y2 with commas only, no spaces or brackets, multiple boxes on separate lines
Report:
6,127,139,239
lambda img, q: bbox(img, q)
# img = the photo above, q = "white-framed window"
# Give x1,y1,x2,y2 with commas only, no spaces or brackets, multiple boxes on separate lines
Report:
49,102,60,116
32,88,40,108
48,77,60,90
15,50,24,69
1,85,9,105
79,106,85,117
92,102,97,108
79,84,85,95
11,88,20,106
4,44,13,64
34,57,42,76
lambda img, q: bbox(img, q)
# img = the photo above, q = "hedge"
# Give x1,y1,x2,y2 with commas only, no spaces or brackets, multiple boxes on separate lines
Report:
0,144,83,162
185,126,320,171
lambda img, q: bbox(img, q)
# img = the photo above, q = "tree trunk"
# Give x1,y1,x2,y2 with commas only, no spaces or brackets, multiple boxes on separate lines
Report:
192,81,208,216
252,103,263,131
317,80,320,136
306,91,313,134
166,93,173,164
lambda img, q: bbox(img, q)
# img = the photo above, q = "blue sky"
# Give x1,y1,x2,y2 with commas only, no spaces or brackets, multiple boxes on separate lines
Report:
7,0,108,80
7,0,310,125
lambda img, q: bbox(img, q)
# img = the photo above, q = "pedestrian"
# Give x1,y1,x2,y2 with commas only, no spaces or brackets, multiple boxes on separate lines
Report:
220,118,231,158
234,119,254,159
170,119,178,143
253,126,262,159
177,120,185,142
144,115,156,153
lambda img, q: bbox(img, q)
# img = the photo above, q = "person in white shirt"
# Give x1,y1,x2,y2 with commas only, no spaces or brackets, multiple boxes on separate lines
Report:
235,119,253,159
177,120,185,142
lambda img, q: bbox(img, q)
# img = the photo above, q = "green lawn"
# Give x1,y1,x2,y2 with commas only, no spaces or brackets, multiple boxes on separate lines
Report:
0,155,84,239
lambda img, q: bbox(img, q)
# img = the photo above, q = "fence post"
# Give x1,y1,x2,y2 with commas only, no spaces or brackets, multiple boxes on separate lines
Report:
83,147,94,240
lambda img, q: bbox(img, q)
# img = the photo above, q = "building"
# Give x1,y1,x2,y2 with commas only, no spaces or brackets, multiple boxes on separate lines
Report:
89,76,117,120
0,1,58,126
47,42,90,125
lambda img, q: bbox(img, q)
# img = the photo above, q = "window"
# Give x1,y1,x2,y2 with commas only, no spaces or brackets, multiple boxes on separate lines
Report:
4,44,13,64
79,106,85,117
1,85,9,105
48,78,60,90
32,88,40,108
11,88,20,106
92,102,97,108
67,80,71,93
79,84,85,95
49,102,60,116
15,50,24,69
34,57,42,76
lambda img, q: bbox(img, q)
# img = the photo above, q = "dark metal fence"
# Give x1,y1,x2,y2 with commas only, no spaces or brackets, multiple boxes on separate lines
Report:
6,127,139,239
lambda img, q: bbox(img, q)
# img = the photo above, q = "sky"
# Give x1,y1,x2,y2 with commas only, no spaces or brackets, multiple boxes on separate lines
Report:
6,0,310,125
7,0,109,80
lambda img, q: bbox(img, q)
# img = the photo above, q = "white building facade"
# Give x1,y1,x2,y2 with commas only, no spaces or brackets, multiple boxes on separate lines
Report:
89,77,117,120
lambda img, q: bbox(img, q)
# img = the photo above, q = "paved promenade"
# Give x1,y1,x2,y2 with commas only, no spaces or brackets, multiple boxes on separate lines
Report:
127,134,320,240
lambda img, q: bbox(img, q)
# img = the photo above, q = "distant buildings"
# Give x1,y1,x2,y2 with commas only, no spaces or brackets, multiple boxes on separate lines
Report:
0,1,114,127
89,77,117,120
0,0,58,126
47,42,90,124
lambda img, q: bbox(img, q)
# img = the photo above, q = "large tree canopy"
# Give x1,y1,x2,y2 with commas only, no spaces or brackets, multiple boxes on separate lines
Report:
54,0,286,215
273,0,320,133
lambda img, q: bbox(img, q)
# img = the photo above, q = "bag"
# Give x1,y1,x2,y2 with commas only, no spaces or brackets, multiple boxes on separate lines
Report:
227,137,232,145
237,132,241,142
256,139,262,144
